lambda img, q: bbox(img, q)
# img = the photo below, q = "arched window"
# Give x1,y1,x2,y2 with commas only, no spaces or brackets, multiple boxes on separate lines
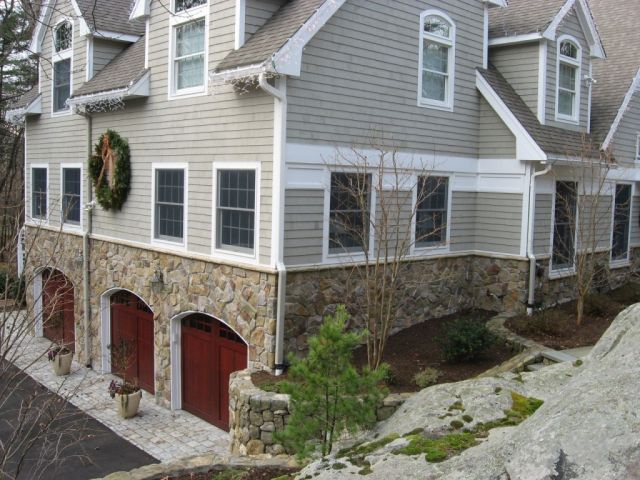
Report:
52,21,73,113
556,36,581,123
418,11,455,110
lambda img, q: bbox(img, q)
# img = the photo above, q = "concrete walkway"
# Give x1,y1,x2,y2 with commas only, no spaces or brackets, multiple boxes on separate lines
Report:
11,312,230,463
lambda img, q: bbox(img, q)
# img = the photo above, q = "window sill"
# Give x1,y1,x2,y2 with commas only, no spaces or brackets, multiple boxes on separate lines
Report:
549,267,576,280
152,237,186,251
62,223,83,234
554,114,579,125
412,244,450,256
51,109,72,117
168,88,207,101
417,99,453,112
212,247,258,264
610,258,631,270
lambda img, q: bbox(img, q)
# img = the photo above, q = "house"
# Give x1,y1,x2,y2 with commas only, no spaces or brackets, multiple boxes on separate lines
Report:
8,0,639,430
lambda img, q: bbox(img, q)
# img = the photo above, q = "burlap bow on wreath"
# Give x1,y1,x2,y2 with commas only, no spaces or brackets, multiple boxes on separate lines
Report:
89,130,131,211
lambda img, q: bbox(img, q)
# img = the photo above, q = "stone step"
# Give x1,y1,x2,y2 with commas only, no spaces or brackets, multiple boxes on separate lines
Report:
541,349,577,364
526,363,547,372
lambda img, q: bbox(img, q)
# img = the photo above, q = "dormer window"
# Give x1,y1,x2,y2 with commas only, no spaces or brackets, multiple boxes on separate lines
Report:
52,21,73,114
556,37,581,123
170,0,208,97
418,10,455,111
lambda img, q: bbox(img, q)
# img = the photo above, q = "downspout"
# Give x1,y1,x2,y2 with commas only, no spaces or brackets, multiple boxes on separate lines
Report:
258,73,287,375
526,163,553,315
77,110,94,367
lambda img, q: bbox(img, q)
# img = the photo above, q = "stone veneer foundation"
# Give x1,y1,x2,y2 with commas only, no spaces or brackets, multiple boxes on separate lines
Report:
24,226,278,407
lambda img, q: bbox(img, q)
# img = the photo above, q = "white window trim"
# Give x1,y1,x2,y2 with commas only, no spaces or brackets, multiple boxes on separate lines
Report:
30,164,49,225
635,133,640,163
549,179,578,278
167,1,209,100
609,182,633,268
51,18,74,116
417,9,456,112
410,173,452,256
322,169,376,264
151,163,189,251
60,163,83,232
211,161,261,265
554,34,582,125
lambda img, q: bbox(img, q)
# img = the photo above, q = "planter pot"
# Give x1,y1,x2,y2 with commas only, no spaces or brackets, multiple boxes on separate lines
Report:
52,352,73,376
116,390,142,419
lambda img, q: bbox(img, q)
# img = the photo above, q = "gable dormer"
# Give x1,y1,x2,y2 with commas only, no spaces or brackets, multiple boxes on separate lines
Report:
488,0,605,133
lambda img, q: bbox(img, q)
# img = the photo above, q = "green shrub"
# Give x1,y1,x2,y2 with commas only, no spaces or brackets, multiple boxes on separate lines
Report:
439,318,496,362
413,368,441,389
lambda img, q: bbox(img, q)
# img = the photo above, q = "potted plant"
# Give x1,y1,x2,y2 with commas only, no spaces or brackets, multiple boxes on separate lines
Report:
108,338,142,419
47,345,73,376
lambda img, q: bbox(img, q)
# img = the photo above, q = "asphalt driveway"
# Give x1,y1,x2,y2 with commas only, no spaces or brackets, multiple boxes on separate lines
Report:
0,365,158,480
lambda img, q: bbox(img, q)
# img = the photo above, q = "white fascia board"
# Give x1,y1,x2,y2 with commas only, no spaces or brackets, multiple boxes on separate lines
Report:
489,33,543,47
68,71,150,107
483,0,507,6
543,0,605,59
69,0,91,35
30,0,54,54
476,71,547,161
270,0,346,76
92,30,141,43
130,0,150,20
603,69,640,150
209,63,268,84
6,95,42,124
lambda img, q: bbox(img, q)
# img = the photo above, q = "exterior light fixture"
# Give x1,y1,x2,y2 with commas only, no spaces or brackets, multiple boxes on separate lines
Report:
150,269,165,294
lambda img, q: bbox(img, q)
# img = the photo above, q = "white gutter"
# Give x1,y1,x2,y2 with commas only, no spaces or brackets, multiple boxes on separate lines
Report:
526,163,553,315
258,73,287,375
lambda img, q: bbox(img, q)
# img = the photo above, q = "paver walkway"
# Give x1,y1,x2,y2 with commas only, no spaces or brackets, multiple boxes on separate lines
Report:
11,311,230,463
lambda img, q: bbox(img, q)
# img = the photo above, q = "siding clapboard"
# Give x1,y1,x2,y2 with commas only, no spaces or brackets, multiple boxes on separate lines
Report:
92,39,125,76
609,91,640,167
284,189,324,265
245,0,284,39
490,43,539,116
533,193,552,256
478,97,516,159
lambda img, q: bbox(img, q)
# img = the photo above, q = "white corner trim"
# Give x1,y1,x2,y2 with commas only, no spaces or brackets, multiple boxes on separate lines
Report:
602,69,640,150
483,5,489,69
130,0,151,20
543,0,605,59
86,36,94,81
483,0,507,6
488,33,543,47
269,0,347,76
537,41,547,124
476,71,547,161
235,0,246,50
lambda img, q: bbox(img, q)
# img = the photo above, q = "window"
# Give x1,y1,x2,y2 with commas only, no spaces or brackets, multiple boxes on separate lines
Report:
62,167,81,225
175,0,206,12
556,37,581,122
612,184,632,262
418,11,455,110
154,169,185,242
31,167,47,220
416,176,448,247
216,169,256,252
552,181,577,270
170,1,207,96
329,173,371,254
52,21,72,113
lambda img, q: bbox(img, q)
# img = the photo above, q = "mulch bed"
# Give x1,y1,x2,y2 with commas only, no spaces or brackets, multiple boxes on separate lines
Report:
253,310,517,394
505,283,640,350
168,466,297,480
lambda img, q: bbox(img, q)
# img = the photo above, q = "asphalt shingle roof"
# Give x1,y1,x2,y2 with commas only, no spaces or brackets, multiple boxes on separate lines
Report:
72,36,147,98
215,0,327,72
76,0,145,37
8,87,39,111
489,0,565,38
479,66,599,158
588,0,640,144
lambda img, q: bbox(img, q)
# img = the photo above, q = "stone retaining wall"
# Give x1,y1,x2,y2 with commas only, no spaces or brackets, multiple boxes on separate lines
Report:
229,370,412,457
24,227,278,407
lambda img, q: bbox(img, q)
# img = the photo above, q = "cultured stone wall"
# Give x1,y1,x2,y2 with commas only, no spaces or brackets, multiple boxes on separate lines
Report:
24,226,278,407
285,255,530,355
229,370,411,457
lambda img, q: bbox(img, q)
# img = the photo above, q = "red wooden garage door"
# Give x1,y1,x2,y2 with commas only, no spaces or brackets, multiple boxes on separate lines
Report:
182,314,247,430
42,270,75,351
110,292,155,394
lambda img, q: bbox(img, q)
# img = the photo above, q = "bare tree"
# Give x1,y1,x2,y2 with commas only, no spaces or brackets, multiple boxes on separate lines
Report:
327,139,451,369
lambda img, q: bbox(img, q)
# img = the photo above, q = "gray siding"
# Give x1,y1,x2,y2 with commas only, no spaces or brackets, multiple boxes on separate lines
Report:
450,191,476,251
27,0,88,228
478,97,516,159
284,189,324,265
26,0,276,265
92,39,125,76
609,90,640,167
490,43,539,116
245,0,284,38
287,0,485,157
533,193,552,256
545,10,590,132
577,195,613,251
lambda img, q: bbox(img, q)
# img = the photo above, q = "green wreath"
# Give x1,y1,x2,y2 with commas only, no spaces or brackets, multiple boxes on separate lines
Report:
89,130,131,211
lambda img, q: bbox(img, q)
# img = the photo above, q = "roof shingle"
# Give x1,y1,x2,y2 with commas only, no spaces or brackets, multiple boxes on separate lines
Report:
489,0,565,38
76,0,145,37
8,87,39,111
72,36,147,98
214,0,327,72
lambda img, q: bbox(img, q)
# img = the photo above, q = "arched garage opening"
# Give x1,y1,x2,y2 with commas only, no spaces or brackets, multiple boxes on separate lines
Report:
100,289,155,394
171,312,247,430
40,269,75,351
